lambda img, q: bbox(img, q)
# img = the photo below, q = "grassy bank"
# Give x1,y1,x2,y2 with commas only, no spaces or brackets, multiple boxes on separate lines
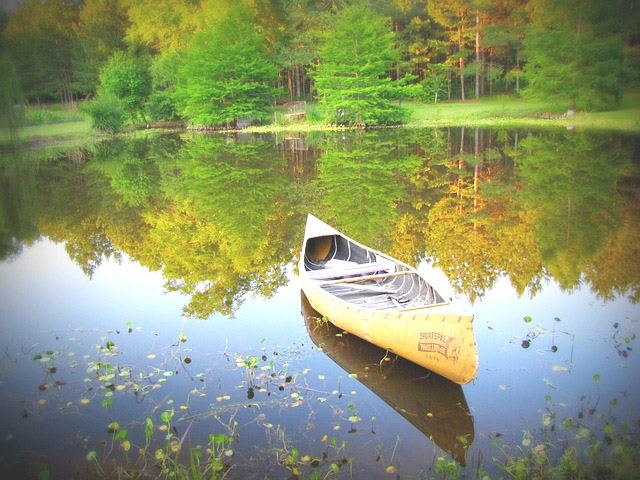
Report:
3,92,639,152
405,90,640,132
252,90,640,134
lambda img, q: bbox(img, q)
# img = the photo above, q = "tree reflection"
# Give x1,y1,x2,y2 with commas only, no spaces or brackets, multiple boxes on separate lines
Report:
517,132,633,294
143,134,302,317
312,130,424,253
2,128,638,316
0,152,39,260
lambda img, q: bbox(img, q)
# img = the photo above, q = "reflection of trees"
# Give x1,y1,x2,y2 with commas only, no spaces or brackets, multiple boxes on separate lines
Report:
518,132,634,294
4,128,638,314
423,129,545,302
586,205,640,303
312,130,423,252
0,153,39,260
389,129,460,266
36,147,126,278
145,134,303,317
424,129,638,303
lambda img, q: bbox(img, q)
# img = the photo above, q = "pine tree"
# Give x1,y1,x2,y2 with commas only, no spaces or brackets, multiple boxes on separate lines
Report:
311,4,407,126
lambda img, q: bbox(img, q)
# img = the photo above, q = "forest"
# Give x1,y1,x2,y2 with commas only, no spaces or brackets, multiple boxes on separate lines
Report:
1,0,639,129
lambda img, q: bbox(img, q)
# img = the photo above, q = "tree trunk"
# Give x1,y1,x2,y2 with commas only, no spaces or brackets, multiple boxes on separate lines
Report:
474,128,479,211
395,20,400,81
458,127,465,213
515,50,521,97
288,70,293,101
294,67,300,99
475,13,480,100
458,13,465,101
301,66,307,100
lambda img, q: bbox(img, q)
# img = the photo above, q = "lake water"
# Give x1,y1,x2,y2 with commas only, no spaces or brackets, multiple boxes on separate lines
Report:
0,128,638,479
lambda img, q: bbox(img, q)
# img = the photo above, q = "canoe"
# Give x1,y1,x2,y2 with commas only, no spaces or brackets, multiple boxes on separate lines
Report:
299,214,478,384
301,292,474,464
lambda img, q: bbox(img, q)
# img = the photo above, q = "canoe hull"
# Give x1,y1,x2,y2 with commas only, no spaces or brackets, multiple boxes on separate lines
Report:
301,292,474,464
299,214,478,385
300,270,477,384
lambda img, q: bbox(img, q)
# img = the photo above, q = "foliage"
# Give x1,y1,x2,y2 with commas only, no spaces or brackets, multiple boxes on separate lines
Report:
82,93,126,133
124,0,209,52
523,0,635,111
0,53,24,145
72,0,129,95
312,4,407,125
99,50,152,122
146,52,182,122
420,72,449,103
175,8,279,126
1,0,78,104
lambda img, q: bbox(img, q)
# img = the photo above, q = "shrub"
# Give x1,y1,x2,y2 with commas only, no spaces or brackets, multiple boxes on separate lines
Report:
83,94,126,133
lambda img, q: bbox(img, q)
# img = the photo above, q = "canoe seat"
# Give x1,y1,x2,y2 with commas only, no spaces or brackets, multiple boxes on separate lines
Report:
307,261,391,281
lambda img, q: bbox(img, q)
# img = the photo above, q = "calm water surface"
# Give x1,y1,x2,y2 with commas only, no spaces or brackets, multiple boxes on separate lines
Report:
0,128,638,479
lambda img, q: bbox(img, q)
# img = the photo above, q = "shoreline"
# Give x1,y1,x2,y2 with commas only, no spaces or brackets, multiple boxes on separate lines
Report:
3,94,639,152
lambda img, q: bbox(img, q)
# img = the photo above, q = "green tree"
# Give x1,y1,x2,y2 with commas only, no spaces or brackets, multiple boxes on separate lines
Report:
175,8,279,127
2,0,79,104
428,0,475,101
0,52,24,145
523,0,635,111
72,0,129,95
312,3,407,126
99,50,152,122
83,93,126,133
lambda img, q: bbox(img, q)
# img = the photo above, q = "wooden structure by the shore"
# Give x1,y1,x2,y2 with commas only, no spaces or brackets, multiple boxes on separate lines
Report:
283,101,306,121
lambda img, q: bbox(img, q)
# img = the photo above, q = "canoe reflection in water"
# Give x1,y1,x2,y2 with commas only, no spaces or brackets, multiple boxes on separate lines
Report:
301,292,475,465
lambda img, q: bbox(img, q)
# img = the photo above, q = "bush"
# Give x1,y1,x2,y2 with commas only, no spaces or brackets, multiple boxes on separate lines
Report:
83,94,126,133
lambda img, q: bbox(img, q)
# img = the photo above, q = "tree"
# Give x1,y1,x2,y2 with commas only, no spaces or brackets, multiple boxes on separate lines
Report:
2,0,79,104
99,50,152,122
523,0,635,111
73,0,129,96
175,8,279,126
428,0,475,101
312,3,408,126
0,53,23,145
124,0,208,52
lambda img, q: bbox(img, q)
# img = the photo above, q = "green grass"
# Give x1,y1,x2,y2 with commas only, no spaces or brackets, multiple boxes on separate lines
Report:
21,120,92,138
404,90,640,132
23,104,85,126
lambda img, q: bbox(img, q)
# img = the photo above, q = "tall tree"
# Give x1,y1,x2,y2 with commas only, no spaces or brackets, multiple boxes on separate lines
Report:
0,52,23,145
481,0,527,96
175,8,279,126
312,3,407,125
428,0,475,100
523,0,635,111
124,0,207,52
2,0,79,104
73,0,129,96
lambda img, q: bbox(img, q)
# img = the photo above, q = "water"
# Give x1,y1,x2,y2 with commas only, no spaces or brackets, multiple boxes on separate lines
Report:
0,128,638,479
